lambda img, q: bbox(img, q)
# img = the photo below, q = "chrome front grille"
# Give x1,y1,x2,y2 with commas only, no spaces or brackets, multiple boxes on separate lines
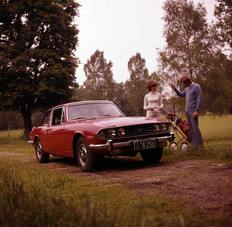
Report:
125,124,155,136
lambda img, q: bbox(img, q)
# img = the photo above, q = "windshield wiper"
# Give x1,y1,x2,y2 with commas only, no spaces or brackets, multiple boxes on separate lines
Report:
103,114,124,117
103,114,112,117
72,116,88,120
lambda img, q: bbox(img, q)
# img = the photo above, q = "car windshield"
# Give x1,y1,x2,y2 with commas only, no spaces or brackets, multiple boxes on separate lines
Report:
68,103,124,121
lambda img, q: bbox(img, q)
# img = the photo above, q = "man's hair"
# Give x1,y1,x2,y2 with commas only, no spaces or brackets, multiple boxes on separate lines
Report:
181,75,192,85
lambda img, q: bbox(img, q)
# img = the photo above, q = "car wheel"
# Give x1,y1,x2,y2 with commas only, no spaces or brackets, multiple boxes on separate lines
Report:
140,148,163,163
169,142,178,152
180,142,190,152
35,138,50,163
76,137,98,172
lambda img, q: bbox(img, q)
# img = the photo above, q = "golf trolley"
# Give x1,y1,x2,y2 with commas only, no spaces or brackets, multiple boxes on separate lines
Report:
164,112,191,152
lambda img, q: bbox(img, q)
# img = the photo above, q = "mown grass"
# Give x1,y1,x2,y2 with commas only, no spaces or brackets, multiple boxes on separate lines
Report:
0,115,232,226
200,115,232,142
0,160,228,227
163,115,232,163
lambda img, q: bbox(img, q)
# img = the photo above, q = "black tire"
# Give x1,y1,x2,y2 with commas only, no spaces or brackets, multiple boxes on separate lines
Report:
76,137,98,172
140,148,163,163
35,138,50,163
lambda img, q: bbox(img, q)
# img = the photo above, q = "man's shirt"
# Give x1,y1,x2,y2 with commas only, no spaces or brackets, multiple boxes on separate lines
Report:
174,82,203,112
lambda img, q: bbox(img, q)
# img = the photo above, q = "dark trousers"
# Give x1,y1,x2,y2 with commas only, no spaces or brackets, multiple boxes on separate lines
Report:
186,111,203,148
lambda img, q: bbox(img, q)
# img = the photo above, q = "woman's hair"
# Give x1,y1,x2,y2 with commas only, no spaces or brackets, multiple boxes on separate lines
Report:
146,80,157,91
181,75,192,85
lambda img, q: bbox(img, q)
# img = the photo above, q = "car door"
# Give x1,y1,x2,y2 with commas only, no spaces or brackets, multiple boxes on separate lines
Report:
43,107,66,155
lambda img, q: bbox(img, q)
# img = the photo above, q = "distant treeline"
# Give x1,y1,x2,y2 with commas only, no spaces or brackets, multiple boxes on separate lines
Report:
0,111,44,131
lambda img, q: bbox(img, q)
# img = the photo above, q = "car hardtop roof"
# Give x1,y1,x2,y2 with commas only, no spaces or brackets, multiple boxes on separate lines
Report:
50,100,113,110
66,100,113,106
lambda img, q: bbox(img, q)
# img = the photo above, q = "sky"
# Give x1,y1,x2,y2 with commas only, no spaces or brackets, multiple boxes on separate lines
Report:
75,0,216,85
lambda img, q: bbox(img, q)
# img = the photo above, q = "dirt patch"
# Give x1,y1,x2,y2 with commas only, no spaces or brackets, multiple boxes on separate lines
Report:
1,152,232,219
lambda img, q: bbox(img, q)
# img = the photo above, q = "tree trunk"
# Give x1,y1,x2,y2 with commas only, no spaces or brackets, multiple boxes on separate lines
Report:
21,104,32,139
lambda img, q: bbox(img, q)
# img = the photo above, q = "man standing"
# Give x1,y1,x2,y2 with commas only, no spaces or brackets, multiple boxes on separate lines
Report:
170,75,204,150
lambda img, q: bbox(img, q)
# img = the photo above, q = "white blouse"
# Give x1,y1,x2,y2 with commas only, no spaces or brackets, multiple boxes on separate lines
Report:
144,91,163,117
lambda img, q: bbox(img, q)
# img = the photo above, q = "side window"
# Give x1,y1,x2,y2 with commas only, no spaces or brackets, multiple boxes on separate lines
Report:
61,109,65,123
52,108,63,125
41,111,52,126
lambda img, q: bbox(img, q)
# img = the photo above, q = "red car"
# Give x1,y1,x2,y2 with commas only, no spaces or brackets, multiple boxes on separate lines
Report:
28,100,175,172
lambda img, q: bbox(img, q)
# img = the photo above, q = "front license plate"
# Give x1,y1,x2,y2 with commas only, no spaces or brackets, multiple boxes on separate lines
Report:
134,139,156,151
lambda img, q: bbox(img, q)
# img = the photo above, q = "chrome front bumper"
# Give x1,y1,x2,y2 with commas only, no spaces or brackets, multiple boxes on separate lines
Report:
89,133,175,152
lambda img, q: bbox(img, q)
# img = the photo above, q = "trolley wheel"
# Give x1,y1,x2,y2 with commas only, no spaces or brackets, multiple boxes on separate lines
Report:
169,142,178,151
180,142,190,152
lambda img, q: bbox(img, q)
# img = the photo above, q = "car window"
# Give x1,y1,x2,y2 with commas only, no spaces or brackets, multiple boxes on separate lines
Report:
41,110,52,126
61,109,65,123
68,103,124,121
52,107,64,125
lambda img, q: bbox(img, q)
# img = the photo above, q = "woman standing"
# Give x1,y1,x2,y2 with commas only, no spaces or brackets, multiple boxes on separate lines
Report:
144,80,163,118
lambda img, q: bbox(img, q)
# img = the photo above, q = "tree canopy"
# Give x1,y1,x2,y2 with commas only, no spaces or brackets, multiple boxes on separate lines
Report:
83,50,116,101
0,0,80,136
158,0,232,114
125,53,150,116
214,0,232,52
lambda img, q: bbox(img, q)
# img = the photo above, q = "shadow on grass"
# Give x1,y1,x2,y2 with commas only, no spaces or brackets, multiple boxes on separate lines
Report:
46,155,170,172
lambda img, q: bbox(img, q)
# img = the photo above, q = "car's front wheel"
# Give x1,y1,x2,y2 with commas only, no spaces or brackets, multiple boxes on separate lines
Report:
140,148,163,163
35,138,50,163
76,137,98,172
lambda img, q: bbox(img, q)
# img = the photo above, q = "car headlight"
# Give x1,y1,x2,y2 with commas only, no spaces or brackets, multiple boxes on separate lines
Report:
117,128,125,137
154,124,160,132
107,129,116,138
97,130,106,140
160,123,167,132
168,124,172,132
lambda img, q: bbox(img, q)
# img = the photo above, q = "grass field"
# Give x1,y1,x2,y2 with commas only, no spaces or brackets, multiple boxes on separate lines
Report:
0,114,232,161
1,114,232,141
0,115,231,226
162,114,232,163
200,115,232,142
0,159,230,227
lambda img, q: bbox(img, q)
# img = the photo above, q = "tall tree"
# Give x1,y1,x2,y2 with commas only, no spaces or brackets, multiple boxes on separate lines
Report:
0,0,79,137
214,0,232,54
214,0,232,113
113,82,133,116
83,50,116,101
125,53,150,116
158,0,231,114
159,0,212,80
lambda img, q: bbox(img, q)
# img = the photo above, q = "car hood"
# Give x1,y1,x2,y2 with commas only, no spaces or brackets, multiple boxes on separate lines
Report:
77,116,168,129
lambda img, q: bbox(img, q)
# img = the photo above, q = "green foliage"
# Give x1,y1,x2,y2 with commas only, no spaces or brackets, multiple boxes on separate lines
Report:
159,0,232,114
215,0,232,50
0,160,225,227
164,144,232,164
160,0,209,78
200,115,232,141
1,114,232,226
0,111,23,130
125,53,150,116
164,114,232,163
113,82,132,115
83,50,117,101
201,56,232,114
0,0,80,136
0,111,44,130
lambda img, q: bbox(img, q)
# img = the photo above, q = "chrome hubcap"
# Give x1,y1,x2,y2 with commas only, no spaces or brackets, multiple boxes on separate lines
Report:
79,144,88,166
36,142,42,159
